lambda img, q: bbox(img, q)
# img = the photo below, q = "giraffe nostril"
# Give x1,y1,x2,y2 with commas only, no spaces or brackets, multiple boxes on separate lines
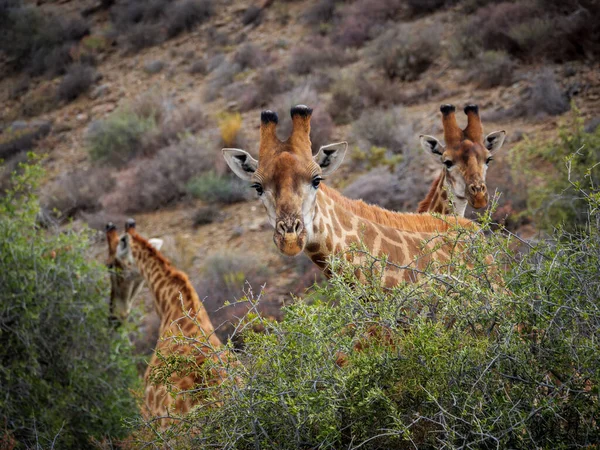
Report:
480,184,487,194
469,184,477,194
293,219,303,234
276,221,286,236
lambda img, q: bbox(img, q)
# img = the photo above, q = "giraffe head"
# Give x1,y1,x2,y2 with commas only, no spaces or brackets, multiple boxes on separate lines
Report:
420,104,506,210
105,219,163,326
223,105,347,257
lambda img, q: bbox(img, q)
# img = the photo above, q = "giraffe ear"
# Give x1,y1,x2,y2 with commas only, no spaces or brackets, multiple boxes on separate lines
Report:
148,238,163,251
314,141,347,176
222,148,258,181
484,130,506,153
420,135,444,156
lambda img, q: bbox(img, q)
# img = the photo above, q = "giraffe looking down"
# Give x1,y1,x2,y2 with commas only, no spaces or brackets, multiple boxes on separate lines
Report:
105,220,232,427
418,104,506,217
223,105,476,286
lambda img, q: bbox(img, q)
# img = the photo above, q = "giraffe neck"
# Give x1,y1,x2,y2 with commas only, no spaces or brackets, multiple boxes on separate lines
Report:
418,169,468,217
129,233,217,337
303,184,472,281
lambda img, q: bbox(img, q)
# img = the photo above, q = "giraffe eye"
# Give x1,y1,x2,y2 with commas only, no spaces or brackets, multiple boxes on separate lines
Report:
486,157,493,165
251,183,263,195
443,160,454,168
311,176,322,189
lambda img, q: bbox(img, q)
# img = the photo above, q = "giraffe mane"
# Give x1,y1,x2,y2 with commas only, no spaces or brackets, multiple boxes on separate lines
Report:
417,171,445,213
320,184,474,231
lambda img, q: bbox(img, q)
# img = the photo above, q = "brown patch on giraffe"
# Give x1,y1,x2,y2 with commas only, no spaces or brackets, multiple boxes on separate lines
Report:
335,205,354,231
319,217,325,234
385,276,397,287
325,235,333,252
305,242,320,253
310,253,328,269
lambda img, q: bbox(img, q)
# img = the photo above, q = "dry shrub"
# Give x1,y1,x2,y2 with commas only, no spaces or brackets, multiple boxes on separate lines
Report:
303,0,337,26
166,0,214,38
204,60,242,102
466,50,515,89
233,43,269,70
453,0,600,63
189,59,207,75
343,161,428,212
218,112,242,148
352,107,413,154
43,167,114,219
242,5,262,26
527,69,570,116
238,69,292,112
273,86,334,153
289,37,351,75
194,252,272,343
332,0,402,48
372,23,441,81
57,63,96,102
406,0,449,15
104,136,216,213
187,171,249,205
356,74,403,107
328,76,363,125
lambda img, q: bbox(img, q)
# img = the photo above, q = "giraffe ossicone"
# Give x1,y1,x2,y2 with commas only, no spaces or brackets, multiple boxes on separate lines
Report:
418,104,507,217
106,220,233,427
223,105,476,286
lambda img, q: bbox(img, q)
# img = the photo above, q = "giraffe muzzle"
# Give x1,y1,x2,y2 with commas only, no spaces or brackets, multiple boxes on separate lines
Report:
274,217,306,256
468,183,488,209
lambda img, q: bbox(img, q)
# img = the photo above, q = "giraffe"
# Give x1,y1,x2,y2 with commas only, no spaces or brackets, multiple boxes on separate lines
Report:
223,105,477,287
417,104,506,217
105,220,232,428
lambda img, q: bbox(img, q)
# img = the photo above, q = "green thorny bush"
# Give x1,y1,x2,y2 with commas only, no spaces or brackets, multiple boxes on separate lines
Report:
139,182,599,449
0,157,139,449
511,108,600,233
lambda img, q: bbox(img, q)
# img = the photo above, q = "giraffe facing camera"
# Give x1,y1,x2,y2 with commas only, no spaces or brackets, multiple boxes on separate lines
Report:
418,104,507,217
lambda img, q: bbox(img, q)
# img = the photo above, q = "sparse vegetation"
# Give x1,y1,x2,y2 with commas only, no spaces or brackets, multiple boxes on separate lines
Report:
87,110,155,167
43,167,114,219
0,161,138,449
187,171,248,204
466,50,515,88
218,112,243,148
511,109,600,231
289,38,351,75
373,23,441,81
0,0,90,75
328,76,363,125
57,63,96,102
352,107,413,154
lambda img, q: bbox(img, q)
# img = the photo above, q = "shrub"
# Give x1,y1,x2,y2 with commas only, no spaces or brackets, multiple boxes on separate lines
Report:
87,110,155,166
510,109,600,231
528,69,570,116
204,60,242,102
303,0,337,26
193,251,272,343
233,43,268,70
238,68,291,112
151,179,600,448
352,107,413,154
43,167,114,219
187,171,249,204
124,22,162,51
289,38,350,75
0,1,90,75
104,136,216,213
355,74,403,107
327,76,363,125
406,0,449,15
218,111,243,147
0,161,138,448
466,50,515,88
332,0,402,47
189,58,207,75
57,63,95,102
372,24,441,81
166,0,214,38
241,5,262,25
18,84,58,118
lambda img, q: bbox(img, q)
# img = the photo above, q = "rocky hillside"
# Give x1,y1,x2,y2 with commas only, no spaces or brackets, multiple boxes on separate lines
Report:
1,0,599,346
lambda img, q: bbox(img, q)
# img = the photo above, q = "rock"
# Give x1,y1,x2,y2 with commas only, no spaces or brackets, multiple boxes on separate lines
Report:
143,60,165,74
91,103,116,116
89,84,111,100
76,113,89,122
